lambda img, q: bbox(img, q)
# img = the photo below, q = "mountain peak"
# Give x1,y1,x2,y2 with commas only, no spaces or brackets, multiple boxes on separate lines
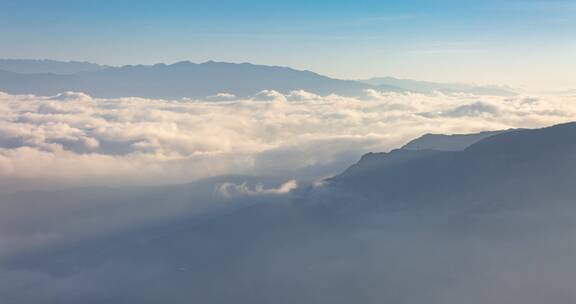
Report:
401,130,511,151
331,121,576,206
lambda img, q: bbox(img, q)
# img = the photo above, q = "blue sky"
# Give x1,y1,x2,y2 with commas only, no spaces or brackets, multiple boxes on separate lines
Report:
0,0,575,88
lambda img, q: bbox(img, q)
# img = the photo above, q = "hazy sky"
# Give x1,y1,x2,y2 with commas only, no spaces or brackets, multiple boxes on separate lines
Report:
0,0,575,89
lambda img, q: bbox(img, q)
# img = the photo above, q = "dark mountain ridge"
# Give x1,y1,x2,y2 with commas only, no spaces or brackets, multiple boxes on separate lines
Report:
401,130,511,151
331,122,576,211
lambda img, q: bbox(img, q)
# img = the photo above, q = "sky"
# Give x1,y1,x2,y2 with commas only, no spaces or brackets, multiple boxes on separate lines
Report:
0,0,575,89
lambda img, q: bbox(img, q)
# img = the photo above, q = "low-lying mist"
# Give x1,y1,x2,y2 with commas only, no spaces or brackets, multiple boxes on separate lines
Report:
2,187,575,304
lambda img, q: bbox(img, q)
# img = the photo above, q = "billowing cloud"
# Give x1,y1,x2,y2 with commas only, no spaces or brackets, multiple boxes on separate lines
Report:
218,179,298,198
205,92,237,101
0,90,575,190
437,101,501,117
48,91,93,102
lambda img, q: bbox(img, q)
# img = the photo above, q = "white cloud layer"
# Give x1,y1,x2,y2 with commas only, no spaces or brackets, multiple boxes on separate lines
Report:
218,180,298,198
0,90,575,190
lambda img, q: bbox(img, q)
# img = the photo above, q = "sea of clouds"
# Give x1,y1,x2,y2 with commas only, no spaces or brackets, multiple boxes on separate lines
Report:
0,89,575,191
2,89,576,303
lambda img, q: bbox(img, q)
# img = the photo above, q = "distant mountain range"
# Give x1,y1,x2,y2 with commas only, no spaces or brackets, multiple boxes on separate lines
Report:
0,59,517,99
0,59,109,74
362,76,517,96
